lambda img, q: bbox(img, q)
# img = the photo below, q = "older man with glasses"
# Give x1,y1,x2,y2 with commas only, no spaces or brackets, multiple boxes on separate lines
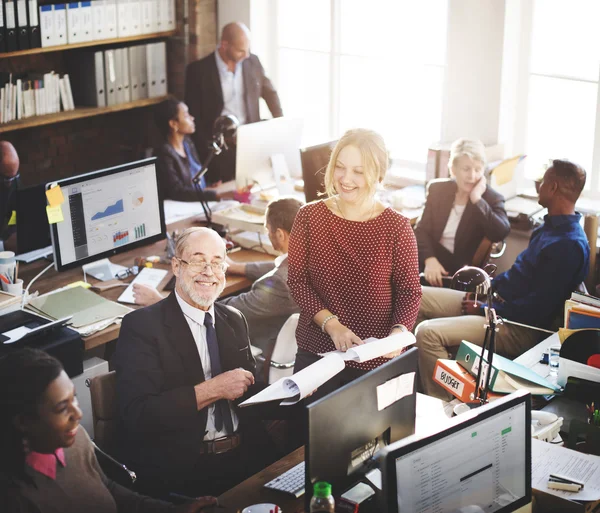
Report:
114,227,275,499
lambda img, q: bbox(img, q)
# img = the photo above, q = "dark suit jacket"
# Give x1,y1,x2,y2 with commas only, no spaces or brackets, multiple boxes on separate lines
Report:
184,52,283,164
414,179,510,274
113,294,256,478
155,137,217,202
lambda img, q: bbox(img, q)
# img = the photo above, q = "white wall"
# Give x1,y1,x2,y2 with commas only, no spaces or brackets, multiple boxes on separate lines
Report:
441,0,507,145
217,0,251,37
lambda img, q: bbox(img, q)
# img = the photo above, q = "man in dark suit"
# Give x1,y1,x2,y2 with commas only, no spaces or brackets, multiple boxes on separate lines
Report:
184,22,283,184
114,227,274,498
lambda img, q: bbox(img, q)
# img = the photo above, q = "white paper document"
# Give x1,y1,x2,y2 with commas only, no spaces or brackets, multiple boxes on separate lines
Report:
163,199,239,224
532,438,600,501
319,332,416,362
118,268,168,304
240,333,415,407
376,372,415,411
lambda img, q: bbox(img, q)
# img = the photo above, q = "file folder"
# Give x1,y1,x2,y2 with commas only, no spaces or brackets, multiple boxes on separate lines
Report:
5,0,17,51
140,0,150,34
0,0,7,51
119,46,130,103
128,45,139,100
28,0,40,47
80,0,92,41
137,43,147,98
147,41,166,97
39,3,54,47
116,0,130,37
53,3,67,46
104,0,116,38
67,50,105,106
91,0,106,40
66,2,81,43
154,0,163,32
104,48,117,105
165,0,173,31
15,0,27,49
129,0,140,35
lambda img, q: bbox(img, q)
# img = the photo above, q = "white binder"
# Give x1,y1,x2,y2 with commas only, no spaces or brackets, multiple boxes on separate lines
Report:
66,2,81,43
128,45,139,100
146,41,166,98
129,0,141,35
104,0,116,38
140,0,151,34
165,0,174,31
104,49,118,106
119,47,130,103
94,51,106,106
91,0,105,40
155,0,164,33
113,47,123,103
80,1,93,41
39,4,55,47
53,3,67,46
138,43,148,99
155,41,167,96
116,0,131,37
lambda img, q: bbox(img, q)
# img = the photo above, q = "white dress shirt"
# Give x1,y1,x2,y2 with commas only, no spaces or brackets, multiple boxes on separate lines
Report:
175,291,239,440
439,203,466,254
214,50,247,125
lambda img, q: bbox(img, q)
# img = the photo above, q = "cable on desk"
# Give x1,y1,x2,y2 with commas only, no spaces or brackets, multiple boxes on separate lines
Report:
23,261,54,309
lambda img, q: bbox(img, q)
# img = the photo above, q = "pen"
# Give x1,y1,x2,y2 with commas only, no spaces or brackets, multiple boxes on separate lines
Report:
547,481,582,492
549,473,585,487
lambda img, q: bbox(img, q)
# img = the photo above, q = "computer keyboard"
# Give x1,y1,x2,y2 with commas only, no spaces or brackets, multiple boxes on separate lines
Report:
16,245,53,263
264,461,305,498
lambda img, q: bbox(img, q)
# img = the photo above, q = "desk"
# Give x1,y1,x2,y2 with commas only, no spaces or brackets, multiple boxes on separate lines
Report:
18,218,274,351
211,393,453,513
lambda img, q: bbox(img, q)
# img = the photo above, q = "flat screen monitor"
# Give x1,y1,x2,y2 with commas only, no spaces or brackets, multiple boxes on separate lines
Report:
235,117,303,192
16,184,51,254
47,158,166,272
306,348,418,509
380,390,531,513
300,140,337,202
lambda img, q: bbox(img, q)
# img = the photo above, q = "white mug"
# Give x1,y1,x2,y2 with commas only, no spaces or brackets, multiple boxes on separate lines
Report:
2,278,23,296
242,504,281,513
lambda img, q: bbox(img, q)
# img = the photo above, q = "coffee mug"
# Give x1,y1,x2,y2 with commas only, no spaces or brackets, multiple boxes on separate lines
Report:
0,251,16,282
241,504,281,513
2,278,23,296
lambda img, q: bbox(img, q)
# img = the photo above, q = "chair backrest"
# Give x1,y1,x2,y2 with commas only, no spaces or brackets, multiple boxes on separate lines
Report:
268,314,299,384
300,141,336,202
88,371,118,454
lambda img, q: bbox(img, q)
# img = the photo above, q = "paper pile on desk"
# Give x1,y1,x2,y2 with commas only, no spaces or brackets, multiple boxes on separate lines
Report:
239,332,416,407
163,199,239,224
26,286,132,333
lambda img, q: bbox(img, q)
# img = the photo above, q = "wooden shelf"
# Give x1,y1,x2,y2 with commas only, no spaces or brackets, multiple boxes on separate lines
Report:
0,96,168,133
0,30,176,59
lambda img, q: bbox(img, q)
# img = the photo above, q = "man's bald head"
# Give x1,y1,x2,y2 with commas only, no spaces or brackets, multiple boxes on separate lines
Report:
219,22,251,66
0,141,19,179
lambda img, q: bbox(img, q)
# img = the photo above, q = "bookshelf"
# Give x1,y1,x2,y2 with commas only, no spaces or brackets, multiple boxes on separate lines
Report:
0,96,168,133
0,30,176,59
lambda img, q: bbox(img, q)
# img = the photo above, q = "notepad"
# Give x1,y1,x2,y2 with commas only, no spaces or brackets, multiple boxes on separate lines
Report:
118,268,168,304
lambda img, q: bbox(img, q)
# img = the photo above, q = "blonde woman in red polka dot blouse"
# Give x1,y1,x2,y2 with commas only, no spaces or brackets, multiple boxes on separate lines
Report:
287,129,422,394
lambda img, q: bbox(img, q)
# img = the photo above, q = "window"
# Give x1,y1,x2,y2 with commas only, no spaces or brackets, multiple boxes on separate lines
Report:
255,0,448,164
524,0,600,192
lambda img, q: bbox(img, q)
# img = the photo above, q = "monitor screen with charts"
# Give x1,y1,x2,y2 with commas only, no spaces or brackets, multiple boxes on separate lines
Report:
380,390,531,513
48,158,166,272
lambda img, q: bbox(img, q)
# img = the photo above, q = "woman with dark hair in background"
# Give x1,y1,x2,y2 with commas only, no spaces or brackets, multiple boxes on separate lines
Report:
154,96,220,202
0,347,216,513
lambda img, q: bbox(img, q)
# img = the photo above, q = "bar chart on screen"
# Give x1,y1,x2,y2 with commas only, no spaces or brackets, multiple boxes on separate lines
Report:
134,224,146,239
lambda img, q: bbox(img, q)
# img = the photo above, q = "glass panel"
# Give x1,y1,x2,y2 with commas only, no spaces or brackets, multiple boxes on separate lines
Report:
339,56,444,162
278,49,331,146
531,0,600,81
277,0,331,52
340,0,448,65
525,75,597,183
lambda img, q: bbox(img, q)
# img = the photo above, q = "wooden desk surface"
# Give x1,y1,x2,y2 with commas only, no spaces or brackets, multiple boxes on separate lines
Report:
213,447,305,513
18,218,274,350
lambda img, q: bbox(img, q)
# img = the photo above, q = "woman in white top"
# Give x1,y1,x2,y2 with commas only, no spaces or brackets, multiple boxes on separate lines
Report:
414,138,510,287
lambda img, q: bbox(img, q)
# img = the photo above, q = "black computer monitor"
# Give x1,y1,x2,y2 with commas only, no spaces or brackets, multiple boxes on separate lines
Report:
16,184,51,254
380,390,532,513
300,140,337,202
305,348,418,508
47,158,166,272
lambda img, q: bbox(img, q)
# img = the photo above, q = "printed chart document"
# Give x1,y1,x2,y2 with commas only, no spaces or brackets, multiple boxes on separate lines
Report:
118,267,168,304
532,438,600,501
239,332,416,407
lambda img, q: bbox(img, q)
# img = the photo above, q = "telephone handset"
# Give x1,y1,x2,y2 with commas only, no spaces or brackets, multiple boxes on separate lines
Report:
532,410,563,442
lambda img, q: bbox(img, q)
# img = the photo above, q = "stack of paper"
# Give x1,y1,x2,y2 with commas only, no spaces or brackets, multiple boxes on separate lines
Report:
26,286,132,334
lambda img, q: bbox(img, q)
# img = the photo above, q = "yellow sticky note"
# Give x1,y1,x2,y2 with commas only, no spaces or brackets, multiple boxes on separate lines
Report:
491,155,525,186
46,205,64,224
46,184,65,207
8,210,16,226
66,281,92,289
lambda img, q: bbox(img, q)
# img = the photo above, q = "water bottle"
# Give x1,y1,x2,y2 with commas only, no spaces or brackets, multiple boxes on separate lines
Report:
310,481,335,512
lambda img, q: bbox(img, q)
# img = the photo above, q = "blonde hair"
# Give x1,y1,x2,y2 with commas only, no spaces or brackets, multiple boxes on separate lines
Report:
449,138,486,171
323,129,389,199
175,227,225,258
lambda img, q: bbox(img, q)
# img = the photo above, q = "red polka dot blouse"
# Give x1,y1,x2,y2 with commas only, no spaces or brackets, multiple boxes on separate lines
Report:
287,200,422,371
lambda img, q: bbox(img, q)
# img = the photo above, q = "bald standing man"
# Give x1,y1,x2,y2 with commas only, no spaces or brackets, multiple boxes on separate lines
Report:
184,22,283,184
0,141,20,251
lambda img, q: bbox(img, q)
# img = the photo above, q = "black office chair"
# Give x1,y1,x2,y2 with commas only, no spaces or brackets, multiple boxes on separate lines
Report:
300,140,337,202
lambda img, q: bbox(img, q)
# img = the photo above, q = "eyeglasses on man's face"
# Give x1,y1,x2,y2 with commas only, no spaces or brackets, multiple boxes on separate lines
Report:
176,257,228,274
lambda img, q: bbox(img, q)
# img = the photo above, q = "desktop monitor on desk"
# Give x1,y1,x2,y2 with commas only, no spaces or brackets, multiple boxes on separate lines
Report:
380,390,531,513
235,117,303,194
305,348,418,509
48,158,166,272
16,184,51,256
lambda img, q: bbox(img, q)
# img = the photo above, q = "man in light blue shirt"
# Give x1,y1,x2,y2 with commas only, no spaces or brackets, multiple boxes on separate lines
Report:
185,22,283,184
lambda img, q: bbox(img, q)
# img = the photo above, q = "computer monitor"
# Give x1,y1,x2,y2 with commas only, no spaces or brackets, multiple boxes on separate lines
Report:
47,158,166,272
380,390,531,513
300,140,337,202
305,348,418,509
235,117,304,192
16,184,51,254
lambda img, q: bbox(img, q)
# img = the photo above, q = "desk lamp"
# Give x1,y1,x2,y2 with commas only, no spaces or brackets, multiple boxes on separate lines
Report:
190,114,239,233
451,264,500,405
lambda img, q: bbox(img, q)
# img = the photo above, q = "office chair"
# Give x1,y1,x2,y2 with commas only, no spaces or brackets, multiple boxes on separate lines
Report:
300,141,337,202
87,370,118,454
253,314,299,384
